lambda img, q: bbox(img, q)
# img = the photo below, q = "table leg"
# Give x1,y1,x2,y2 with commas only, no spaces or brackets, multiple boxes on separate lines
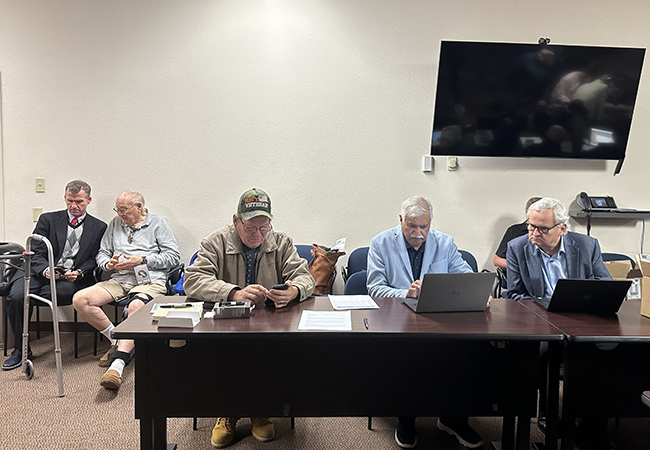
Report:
544,341,561,450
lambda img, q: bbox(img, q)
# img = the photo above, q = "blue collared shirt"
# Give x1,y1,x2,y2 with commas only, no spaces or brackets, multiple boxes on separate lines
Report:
536,237,568,298
403,235,426,281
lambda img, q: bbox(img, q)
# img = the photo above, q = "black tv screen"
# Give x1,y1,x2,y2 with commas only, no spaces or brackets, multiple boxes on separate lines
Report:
431,41,645,163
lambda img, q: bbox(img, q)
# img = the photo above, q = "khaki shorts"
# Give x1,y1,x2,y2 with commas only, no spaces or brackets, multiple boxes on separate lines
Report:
97,279,167,303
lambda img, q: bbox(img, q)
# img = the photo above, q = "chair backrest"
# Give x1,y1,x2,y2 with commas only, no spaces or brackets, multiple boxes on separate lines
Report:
345,247,369,281
602,252,636,269
344,270,368,295
459,249,478,272
295,245,314,266
172,250,199,295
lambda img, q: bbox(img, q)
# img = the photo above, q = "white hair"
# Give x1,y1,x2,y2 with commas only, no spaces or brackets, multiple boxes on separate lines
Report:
401,196,433,221
527,197,570,226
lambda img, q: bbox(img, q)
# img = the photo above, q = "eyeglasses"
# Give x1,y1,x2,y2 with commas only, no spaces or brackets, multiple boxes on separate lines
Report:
525,222,562,234
242,223,273,234
113,204,136,214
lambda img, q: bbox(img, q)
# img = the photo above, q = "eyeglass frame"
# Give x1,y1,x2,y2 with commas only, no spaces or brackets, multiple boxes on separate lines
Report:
241,222,273,234
525,221,563,235
113,204,137,215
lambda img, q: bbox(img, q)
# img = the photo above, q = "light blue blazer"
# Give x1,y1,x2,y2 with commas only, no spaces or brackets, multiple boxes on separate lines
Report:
367,225,472,298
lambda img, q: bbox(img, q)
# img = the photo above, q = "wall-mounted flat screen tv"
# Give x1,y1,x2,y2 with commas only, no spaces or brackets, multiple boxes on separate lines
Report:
431,41,645,169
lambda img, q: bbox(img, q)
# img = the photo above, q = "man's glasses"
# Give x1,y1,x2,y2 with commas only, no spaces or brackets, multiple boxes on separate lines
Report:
242,223,273,234
525,222,561,234
113,204,136,215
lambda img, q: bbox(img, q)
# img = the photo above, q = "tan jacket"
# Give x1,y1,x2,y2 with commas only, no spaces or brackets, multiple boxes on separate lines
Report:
183,225,315,302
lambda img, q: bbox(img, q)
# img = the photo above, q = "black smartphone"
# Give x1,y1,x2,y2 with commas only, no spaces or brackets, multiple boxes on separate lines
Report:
271,283,289,290
54,266,67,276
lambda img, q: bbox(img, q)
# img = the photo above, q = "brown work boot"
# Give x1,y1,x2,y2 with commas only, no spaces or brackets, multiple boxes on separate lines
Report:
99,369,122,390
251,417,275,442
98,344,118,367
211,417,237,448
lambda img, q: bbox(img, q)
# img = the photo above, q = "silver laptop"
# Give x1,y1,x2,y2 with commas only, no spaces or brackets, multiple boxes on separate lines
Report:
403,272,495,313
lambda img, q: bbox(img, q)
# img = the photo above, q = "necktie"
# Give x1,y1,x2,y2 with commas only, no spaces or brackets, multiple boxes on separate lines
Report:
71,218,78,226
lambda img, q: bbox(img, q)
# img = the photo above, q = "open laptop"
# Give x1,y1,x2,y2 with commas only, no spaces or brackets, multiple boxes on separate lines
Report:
403,272,495,313
533,278,632,314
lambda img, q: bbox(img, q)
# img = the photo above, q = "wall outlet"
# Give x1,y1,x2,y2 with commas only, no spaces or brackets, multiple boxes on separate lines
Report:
35,178,45,193
33,207,43,222
447,156,458,171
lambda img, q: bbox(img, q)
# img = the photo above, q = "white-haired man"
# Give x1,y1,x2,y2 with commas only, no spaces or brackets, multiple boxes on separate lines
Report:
506,197,614,449
367,196,482,449
74,191,180,391
506,197,611,300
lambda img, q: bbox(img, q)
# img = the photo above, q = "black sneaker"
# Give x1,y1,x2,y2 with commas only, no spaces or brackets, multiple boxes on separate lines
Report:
437,417,483,448
2,349,22,371
395,417,417,448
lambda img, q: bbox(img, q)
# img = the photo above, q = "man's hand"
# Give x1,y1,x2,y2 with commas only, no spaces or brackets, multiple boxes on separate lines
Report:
406,280,422,298
231,284,269,306
108,254,144,271
63,270,79,282
266,281,299,309
44,268,60,280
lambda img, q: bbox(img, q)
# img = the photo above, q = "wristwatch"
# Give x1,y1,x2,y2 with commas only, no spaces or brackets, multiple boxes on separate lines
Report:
141,256,148,267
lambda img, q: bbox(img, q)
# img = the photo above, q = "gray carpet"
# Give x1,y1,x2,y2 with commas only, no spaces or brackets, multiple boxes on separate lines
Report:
1,332,648,449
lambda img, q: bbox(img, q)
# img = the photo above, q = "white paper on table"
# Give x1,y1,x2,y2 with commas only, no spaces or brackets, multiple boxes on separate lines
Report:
328,295,379,310
298,310,352,331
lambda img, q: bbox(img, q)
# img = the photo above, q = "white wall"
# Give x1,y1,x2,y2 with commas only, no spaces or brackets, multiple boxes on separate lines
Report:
1,0,649,307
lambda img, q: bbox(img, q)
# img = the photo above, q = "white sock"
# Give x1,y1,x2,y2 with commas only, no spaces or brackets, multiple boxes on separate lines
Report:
108,358,126,377
101,324,117,346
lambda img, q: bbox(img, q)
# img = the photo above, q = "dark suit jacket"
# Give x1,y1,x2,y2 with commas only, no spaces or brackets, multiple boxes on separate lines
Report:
11,210,107,288
506,231,612,299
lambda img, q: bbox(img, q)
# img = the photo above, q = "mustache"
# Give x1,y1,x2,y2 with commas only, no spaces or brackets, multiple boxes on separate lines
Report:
409,234,425,239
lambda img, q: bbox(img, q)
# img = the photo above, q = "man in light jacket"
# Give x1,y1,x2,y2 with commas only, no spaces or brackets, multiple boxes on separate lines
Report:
366,196,482,449
183,187,314,449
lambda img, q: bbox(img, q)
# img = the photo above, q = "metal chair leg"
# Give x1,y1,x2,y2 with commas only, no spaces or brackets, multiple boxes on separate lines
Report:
74,309,79,358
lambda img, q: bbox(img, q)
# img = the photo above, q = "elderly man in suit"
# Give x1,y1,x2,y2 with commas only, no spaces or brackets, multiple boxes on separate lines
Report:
3,180,107,371
366,196,483,449
506,197,615,449
506,197,611,300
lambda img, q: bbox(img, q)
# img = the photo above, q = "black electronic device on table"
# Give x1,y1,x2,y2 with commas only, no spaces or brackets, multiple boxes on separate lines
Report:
533,278,632,315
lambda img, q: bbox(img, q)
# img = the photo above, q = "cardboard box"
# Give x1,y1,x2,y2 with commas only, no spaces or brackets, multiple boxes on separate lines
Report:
604,257,650,318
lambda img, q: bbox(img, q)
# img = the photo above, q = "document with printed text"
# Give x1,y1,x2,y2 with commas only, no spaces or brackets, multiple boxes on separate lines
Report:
328,295,379,310
298,310,352,331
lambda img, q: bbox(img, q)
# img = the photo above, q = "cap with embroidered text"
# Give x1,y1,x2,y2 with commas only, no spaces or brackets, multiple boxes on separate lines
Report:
238,188,272,221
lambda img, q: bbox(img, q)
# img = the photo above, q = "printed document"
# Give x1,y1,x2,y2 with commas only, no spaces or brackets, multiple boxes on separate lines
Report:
328,295,379,310
298,310,352,331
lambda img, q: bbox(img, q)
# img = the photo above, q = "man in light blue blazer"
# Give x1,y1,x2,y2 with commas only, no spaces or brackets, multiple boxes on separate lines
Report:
506,197,611,300
367,196,482,449
506,197,615,449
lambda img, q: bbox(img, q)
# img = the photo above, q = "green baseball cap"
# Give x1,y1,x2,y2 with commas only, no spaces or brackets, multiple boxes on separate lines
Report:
237,188,272,221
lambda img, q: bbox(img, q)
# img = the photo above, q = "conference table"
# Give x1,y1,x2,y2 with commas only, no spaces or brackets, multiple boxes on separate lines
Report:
519,300,650,450
113,296,564,450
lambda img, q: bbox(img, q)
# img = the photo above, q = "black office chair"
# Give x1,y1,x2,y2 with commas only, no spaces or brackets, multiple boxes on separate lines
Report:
602,252,636,268
295,245,314,266
342,247,369,282
459,249,478,272
92,264,185,356
1,242,25,357
344,270,368,295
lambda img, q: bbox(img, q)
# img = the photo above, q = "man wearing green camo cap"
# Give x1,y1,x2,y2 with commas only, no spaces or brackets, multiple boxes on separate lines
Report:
184,187,315,448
